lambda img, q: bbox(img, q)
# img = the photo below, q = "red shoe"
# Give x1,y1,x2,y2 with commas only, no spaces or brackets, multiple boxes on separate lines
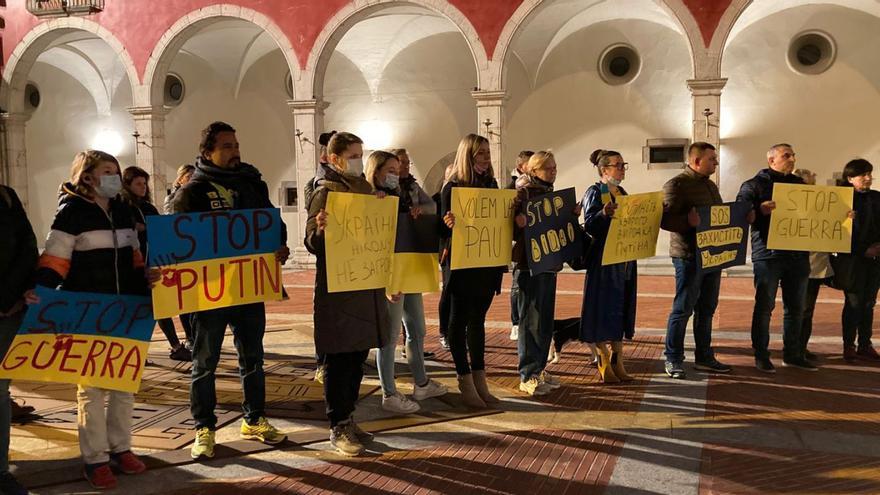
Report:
84,464,118,489
111,451,147,475
857,345,880,360
843,345,858,362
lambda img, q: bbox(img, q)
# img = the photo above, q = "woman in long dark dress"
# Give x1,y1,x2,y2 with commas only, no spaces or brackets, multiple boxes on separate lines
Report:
580,149,636,383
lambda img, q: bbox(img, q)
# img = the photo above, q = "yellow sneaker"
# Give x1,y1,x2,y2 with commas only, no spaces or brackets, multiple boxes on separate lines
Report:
241,417,287,445
191,427,215,459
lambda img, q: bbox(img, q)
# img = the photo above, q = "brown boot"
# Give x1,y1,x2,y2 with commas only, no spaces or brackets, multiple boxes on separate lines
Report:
472,370,500,406
610,341,633,382
457,374,487,408
596,343,619,383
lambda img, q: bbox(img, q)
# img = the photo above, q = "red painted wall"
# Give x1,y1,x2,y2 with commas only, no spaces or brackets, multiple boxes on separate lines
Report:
1,0,731,81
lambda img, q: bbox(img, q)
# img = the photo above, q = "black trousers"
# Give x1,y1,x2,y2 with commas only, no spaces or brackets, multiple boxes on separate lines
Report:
448,290,495,375
323,350,369,427
438,264,452,338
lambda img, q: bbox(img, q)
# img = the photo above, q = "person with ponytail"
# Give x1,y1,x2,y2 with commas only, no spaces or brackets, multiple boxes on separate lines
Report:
579,149,636,384
440,134,504,408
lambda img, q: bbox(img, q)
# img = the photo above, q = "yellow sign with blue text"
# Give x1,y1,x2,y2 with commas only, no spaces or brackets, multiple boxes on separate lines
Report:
602,191,664,266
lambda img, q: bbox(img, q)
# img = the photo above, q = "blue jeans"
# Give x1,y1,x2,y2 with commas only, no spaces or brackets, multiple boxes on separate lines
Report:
515,269,556,381
190,303,266,430
377,293,428,395
510,271,521,326
751,257,810,360
664,257,721,364
0,310,25,474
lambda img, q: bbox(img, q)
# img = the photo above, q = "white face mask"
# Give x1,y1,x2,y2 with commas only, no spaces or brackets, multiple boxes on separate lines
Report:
345,157,364,176
384,174,400,189
606,177,622,187
95,175,122,198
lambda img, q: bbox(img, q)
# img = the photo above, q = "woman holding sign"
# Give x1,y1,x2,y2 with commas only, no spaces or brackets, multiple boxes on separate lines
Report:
440,134,504,408
29,150,151,489
579,149,636,383
366,151,448,415
306,132,392,457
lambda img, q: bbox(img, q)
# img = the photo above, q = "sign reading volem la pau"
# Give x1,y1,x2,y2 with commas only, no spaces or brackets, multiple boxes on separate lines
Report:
451,187,517,270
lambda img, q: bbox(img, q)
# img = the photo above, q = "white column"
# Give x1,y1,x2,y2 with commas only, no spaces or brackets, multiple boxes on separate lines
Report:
1,112,31,210
288,98,329,267
127,105,169,205
687,78,727,185
471,90,507,183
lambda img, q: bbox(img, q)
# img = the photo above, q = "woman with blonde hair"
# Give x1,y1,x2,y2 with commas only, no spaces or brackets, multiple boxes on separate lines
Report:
440,134,505,408
579,149,636,383
163,164,195,214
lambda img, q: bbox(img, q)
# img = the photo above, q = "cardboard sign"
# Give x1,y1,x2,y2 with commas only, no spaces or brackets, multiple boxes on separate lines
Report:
602,191,663,266
695,202,750,273
524,188,584,274
451,187,517,270
325,192,399,293
388,213,441,295
147,208,283,319
0,287,155,393
767,183,853,253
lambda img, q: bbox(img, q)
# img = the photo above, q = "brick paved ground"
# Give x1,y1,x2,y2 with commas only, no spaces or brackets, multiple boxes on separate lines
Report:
11,270,880,494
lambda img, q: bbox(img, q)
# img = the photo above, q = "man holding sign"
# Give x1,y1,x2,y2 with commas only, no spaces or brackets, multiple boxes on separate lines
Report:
172,122,289,459
737,143,824,373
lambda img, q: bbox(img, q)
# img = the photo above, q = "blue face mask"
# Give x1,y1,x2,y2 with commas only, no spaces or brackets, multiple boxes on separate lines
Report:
384,174,400,190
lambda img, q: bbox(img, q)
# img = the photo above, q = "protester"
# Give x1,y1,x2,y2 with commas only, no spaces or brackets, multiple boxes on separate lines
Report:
172,122,289,459
305,132,391,457
580,150,636,383
440,134,504,408
0,183,38,495
836,159,880,362
122,166,191,361
512,151,569,395
436,163,456,351
661,142,735,379
367,151,447,414
792,168,829,364
736,144,816,372
30,150,150,489
507,150,534,341
163,164,195,214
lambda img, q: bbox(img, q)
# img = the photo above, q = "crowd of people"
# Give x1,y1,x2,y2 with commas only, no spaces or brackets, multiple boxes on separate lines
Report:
0,123,878,492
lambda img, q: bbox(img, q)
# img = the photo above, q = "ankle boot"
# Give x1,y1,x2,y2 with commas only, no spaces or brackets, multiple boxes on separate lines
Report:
596,343,619,383
610,341,633,382
457,374,487,408
472,370,500,405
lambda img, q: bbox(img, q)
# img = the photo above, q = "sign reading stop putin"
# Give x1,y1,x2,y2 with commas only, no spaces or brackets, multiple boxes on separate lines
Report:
146,208,284,318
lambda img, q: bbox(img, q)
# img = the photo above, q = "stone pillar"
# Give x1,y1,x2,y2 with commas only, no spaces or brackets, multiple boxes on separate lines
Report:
687,78,727,185
288,98,329,267
471,90,507,182
127,105,169,205
1,112,31,210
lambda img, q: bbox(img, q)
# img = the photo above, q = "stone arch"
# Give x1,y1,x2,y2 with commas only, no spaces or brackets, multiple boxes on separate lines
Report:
300,0,489,101
141,4,300,107
1,17,139,114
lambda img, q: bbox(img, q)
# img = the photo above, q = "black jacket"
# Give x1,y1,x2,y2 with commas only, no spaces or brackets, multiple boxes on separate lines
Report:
736,168,808,261
0,186,38,313
850,188,880,257
131,199,160,261
36,183,146,295
171,157,287,243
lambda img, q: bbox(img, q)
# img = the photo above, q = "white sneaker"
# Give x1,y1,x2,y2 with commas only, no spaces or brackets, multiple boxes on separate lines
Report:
381,391,421,414
412,379,448,401
539,371,562,390
519,377,551,396
509,325,519,340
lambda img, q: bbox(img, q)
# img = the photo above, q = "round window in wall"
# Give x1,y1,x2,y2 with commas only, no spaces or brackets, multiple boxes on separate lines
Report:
24,83,40,111
787,30,836,75
599,44,641,85
164,73,185,107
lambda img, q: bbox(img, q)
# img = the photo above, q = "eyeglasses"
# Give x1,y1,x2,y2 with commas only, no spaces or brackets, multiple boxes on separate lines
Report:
608,163,629,171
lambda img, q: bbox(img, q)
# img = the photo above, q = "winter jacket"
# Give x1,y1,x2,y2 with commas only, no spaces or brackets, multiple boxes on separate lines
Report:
850,188,880,258
35,183,146,295
661,167,723,258
163,186,180,214
398,175,436,215
305,163,391,354
736,168,808,261
0,185,38,313
130,199,160,260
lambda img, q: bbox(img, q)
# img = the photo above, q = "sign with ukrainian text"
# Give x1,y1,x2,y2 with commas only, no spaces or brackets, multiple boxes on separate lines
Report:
146,208,283,318
451,187,517,270
602,191,663,266
0,287,155,393
325,192,399,293
767,183,853,253
388,213,441,295
695,202,750,274
524,188,584,274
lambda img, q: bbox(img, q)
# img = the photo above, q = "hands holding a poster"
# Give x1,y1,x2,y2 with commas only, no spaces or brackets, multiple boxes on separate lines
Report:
695,202,751,273
523,188,584,274
767,184,854,253
449,188,517,270
602,191,664,266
